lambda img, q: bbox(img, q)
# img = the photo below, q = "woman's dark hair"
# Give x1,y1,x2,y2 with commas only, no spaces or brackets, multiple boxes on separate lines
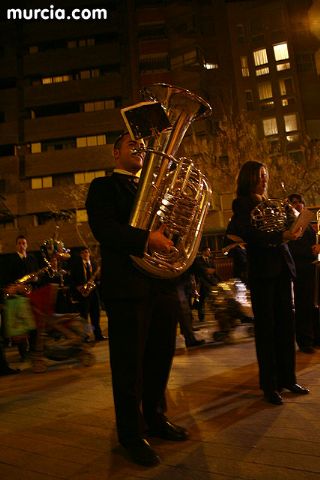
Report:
236,161,267,197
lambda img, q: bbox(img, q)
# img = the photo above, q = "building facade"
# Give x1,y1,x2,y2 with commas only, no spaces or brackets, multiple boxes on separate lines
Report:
0,0,319,253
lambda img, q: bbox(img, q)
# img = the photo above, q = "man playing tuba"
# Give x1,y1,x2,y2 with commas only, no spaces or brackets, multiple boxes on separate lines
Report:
86,132,188,467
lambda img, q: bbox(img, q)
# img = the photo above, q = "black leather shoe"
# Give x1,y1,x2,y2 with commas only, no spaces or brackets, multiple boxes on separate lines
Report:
281,384,310,395
299,346,315,354
186,339,205,348
264,391,283,405
122,438,160,467
0,366,21,376
149,421,189,441
95,335,108,341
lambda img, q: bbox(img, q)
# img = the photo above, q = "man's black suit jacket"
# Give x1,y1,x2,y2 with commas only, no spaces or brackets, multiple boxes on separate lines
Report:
86,173,154,301
231,196,296,281
4,253,39,286
70,255,99,288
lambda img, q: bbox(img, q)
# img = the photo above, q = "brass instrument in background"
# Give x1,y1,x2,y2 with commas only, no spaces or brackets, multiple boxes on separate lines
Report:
77,267,100,298
314,209,320,307
128,83,212,279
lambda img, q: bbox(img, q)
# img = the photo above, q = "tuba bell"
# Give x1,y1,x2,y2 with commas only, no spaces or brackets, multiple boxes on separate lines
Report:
126,83,212,279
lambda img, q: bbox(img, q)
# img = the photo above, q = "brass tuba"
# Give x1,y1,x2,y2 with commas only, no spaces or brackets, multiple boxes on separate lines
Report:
128,83,212,278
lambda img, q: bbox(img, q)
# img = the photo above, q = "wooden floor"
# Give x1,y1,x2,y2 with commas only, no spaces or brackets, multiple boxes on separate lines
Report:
1,317,320,480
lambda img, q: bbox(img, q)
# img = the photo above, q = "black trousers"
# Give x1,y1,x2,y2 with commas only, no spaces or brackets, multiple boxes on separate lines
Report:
77,289,102,339
104,285,178,446
294,266,319,348
250,272,296,393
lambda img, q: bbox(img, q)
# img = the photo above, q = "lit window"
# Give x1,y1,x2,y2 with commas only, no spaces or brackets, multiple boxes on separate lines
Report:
31,143,41,153
204,63,218,70
76,209,88,223
258,81,273,100
286,134,299,142
42,78,52,84
84,102,94,112
256,67,269,76
87,136,97,147
276,62,290,71
253,48,268,66
76,137,87,148
74,170,105,184
67,40,77,48
284,113,298,132
171,49,199,69
80,70,90,79
240,56,250,77
29,46,39,54
263,118,278,136
273,42,289,61
97,135,106,145
76,135,106,148
31,176,52,189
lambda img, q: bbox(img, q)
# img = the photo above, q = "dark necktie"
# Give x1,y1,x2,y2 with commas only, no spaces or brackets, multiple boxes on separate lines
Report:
85,262,91,281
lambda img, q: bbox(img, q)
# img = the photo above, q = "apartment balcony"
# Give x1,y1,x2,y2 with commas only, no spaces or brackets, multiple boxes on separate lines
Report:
23,43,121,77
24,108,123,142
25,145,114,177
24,75,123,107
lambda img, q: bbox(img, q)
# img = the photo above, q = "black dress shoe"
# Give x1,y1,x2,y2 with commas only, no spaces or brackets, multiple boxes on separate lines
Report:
95,335,108,341
0,366,21,376
149,421,189,441
186,339,205,348
299,346,315,354
281,384,310,395
122,438,160,467
263,391,283,405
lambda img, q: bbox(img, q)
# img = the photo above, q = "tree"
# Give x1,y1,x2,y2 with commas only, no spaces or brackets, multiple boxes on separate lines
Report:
182,113,320,207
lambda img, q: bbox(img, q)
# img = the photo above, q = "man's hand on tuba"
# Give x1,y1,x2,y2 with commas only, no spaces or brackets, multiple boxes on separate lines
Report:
148,224,174,254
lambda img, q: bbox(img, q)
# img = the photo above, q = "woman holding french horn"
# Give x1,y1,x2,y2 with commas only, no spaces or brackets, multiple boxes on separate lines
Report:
229,161,309,405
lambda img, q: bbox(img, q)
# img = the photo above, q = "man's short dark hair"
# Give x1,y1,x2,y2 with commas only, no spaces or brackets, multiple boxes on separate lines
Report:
288,193,305,205
16,234,27,244
113,131,130,150
79,246,90,253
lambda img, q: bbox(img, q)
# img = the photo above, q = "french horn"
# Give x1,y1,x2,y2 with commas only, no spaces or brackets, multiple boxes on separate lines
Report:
128,83,212,279
251,198,297,232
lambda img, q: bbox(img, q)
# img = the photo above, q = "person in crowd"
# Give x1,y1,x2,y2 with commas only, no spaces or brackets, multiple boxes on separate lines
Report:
193,247,219,321
70,247,106,342
229,161,309,405
287,193,320,353
3,235,39,361
86,131,188,467
223,220,248,284
176,271,205,348
0,334,20,376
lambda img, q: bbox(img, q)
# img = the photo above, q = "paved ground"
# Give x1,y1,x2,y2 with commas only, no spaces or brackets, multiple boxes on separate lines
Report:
1,316,320,480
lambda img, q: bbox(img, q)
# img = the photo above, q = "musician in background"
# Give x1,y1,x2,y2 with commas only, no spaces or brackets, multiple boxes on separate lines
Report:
5,235,39,288
287,193,320,353
230,161,309,405
4,235,39,361
70,247,106,342
193,247,219,322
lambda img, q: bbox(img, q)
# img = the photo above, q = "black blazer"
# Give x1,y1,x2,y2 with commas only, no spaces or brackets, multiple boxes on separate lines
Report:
86,173,153,300
70,256,99,287
4,252,39,286
230,196,296,280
